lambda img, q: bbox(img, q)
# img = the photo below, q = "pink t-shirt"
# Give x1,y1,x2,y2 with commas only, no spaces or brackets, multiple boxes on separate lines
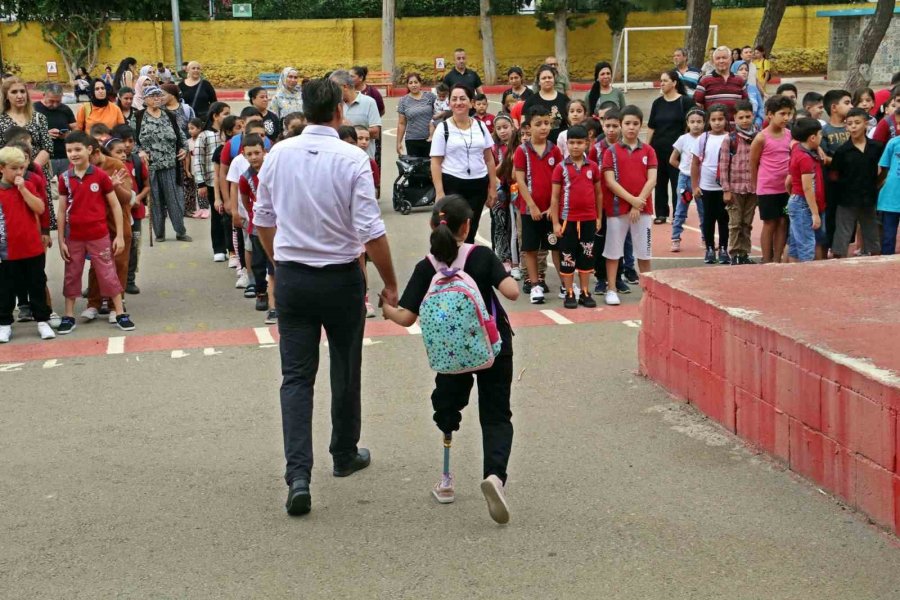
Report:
756,128,791,195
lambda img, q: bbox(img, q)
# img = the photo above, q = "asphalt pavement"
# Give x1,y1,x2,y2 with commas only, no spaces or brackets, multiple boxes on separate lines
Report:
1,91,898,598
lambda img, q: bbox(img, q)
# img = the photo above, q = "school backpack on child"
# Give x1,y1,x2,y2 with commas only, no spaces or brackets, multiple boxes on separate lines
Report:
419,244,502,374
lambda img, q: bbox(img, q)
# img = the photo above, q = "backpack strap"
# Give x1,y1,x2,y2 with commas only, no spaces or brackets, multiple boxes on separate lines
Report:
427,243,475,276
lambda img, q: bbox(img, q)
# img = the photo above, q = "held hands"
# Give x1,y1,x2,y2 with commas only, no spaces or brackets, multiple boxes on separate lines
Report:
379,286,399,309
629,207,642,224
112,236,124,256
631,195,646,211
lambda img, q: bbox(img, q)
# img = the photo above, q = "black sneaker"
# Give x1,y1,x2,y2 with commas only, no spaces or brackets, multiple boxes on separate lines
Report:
594,280,607,294
16,305,33,322
255,293,269,312
579,292,597,308
176,234,193,242
704,248,717,264
155,236,165,242
265,309,278,325
742,255,757,265
116,313,136,331
623,268,639,284
125,283,141,295
57,316,76,335
522,279,533,294
718,249,731,265
563,292,578,309
616,278,631,294
243,284,257,299
538,279,550,293
98,299,110,315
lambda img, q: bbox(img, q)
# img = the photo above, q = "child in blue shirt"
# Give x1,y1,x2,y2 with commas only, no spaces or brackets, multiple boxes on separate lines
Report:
878,135,900,255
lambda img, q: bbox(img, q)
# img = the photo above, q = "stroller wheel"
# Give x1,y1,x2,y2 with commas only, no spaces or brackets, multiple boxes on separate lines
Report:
401,202,412,215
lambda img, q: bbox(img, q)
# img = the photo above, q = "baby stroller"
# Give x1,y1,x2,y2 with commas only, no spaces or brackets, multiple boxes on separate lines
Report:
392,155,436,215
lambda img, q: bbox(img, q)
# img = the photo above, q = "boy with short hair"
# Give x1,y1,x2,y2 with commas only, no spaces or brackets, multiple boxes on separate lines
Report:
878,130,900,255
830,107,883,257
0,146,54,342
719,100,758,264
474,93,496,134
786,118,826,262
113,124,150,295
802,92,825,124
237,134,276,322
56,132,134,333
550,125,601,309
775,83,798,104
601,105,657,306
589,110,629,295
514,105,564,304
429,83,451,140
820,89,853,250
227,119,268,292
354,124,380,197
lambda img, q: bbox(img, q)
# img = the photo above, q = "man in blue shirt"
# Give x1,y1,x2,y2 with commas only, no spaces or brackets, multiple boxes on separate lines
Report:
674,48,702,94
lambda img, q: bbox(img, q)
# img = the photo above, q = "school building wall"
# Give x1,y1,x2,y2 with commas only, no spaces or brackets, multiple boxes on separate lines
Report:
0,4,857,87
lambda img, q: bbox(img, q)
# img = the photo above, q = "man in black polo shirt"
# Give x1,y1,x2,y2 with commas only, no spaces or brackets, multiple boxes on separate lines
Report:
442,48,483,95
32,83,76,177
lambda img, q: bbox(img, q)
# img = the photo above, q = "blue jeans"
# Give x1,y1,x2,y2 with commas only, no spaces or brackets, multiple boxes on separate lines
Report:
787,195,826,261
882,210,900,255
671,173,705,242
623,232,635,271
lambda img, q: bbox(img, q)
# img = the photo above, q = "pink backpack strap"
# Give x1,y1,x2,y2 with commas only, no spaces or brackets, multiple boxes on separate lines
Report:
427,243,475,276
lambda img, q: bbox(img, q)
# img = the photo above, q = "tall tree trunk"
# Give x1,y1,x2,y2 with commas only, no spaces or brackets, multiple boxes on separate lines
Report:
844,0,896,91
554,9,569,84
479,0,497,85
685,0,712,68
684,0,695,48
753,0,787,54
381,0,395,78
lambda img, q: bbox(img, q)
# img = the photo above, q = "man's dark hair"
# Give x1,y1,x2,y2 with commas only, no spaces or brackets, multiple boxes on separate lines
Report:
527,105,551,122
776,83,798,96
112,124,135,141
454,48,465,54
337,125,358,142
242,133,265,149
791,117,822,143
734,99,754,114
248,87,266,102
240,106,261,119
566,125,588,141
802,91,823,107
244,120,266,134
89,123,112,138
846,107,870,121
823,89,851,116
4,125,31,144
765,94,795,115
302,78,343,124
620,105,644,124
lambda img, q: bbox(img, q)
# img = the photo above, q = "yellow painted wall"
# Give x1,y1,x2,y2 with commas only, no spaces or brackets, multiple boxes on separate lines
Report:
0,5,854,86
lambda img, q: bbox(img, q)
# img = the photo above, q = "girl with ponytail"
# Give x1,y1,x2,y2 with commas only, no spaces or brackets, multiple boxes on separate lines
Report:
382,194,520,524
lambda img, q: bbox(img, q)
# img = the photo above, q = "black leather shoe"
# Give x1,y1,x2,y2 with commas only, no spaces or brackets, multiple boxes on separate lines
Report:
285,478,311,516
333,448,371,477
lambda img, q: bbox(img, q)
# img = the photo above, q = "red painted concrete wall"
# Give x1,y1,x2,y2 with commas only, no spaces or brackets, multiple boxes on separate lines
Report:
639,272,900,536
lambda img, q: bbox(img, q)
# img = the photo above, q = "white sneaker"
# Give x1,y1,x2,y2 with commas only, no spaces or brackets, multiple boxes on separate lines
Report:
604,290,621,306
48,312,62,329
213,253,226,262
108,311,117,324
432,473,455,504
529,286,545,304
37,322,56,340
365,298,376,319
510,267,522,281
227,255,239,269
235,269,249,289
480,475,510,524
81,307,98,321
0,324,10,343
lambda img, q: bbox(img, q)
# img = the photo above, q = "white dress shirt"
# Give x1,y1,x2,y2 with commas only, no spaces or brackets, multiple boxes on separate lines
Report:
253,124,386,267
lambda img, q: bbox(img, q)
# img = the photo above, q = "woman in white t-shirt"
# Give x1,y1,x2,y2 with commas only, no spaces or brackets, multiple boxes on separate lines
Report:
689,104,730,265
430,83,498,243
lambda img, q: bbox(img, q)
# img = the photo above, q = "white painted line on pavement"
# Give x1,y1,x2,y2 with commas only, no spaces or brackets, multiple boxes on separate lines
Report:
107,336,125,355
363,338,383,346
0,363,24,372
42,359,61,369
623,320,642,328
683,224,762,252
171,350,190,358
203,347,222,356
406,323,422,335
541,309,573,325
254,327,276,345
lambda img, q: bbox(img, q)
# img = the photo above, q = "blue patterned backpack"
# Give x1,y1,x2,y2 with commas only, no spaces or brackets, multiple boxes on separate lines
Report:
420,244,502,374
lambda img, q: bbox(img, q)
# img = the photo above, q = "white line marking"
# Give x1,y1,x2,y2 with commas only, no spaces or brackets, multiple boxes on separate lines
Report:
107,336,125,355
254,327,276,345
259,344,278,349
541,309,573,325
363,338,383,346
683,224,762,252
623,320,642,328
383,128,397,137
406,323,422,335
203,347,222,356
0,362,25,372
171,350,190,358
42,359,61,369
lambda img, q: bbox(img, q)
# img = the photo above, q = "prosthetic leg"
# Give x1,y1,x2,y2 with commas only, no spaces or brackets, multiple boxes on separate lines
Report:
432,433,455,504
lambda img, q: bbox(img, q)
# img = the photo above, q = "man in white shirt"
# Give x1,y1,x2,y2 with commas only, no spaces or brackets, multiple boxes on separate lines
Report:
330,70,381,160
254,78,399,517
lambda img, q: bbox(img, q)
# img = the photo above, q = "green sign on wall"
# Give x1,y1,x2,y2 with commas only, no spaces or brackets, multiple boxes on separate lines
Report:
233,3,252,18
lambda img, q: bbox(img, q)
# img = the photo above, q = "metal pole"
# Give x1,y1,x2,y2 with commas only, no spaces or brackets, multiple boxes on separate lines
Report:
171,0,183,69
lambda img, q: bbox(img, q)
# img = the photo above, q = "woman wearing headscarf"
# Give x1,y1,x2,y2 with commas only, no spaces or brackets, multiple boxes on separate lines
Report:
733,61,765,128
161,83,200,217
269,67,303,118
132,65,157,111
75,79,125,132
178,61,217,122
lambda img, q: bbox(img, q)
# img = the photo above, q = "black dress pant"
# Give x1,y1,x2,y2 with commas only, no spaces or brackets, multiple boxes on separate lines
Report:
652,152,679,219
207,185,229,255
431,354,514,484
442,173,489,244
0,254,50,325
276,260,366,485
701,189,729,251
405,139,431,158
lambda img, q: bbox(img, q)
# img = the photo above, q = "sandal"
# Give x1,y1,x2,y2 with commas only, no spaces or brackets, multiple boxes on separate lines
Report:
653,217,666,224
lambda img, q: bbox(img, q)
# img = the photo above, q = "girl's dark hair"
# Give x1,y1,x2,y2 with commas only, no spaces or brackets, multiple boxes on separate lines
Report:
101,137,124,157
506,66,524,79
587,61,614,115
764,94,794,115
493,118,520,182
113,57,136,92
852,87,875,106
188,117,204,130
248,86,266,102
338,125,357,143
566,98,589,114
351,65,369,81
204,101,230,131
112,124,135,141
706,103,729,120
221,115,240,139
663,69,687,96
117,86,134,99
430,195,473,264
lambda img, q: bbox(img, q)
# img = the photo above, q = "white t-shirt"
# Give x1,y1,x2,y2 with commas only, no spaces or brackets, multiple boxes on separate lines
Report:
672,133,700,176
691,132,727,191
227,154,251,220
430,118,494,180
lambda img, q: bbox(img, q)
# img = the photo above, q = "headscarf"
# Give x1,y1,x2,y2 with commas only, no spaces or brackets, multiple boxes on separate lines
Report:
732,61,764,127
89,79,112,108
270,67,303,118
139,65,154,79
133,65,155,110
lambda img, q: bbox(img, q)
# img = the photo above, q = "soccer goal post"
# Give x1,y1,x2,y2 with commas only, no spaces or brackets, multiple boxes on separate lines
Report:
612,25,718,92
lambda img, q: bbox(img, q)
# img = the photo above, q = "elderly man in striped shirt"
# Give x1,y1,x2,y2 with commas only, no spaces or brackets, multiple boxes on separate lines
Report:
694,46,748,124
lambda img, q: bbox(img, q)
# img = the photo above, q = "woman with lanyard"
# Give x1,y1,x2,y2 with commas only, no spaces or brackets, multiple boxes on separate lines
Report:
136,86,191,243
132,65,157,111
113,57,136,93
430,83,498,244
269,67,303,118
586,61,626,115
396,72,435,158
523,65,570,144
647,69,695,223
75,79,125,132
500,66,533,107
178,61,218,122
